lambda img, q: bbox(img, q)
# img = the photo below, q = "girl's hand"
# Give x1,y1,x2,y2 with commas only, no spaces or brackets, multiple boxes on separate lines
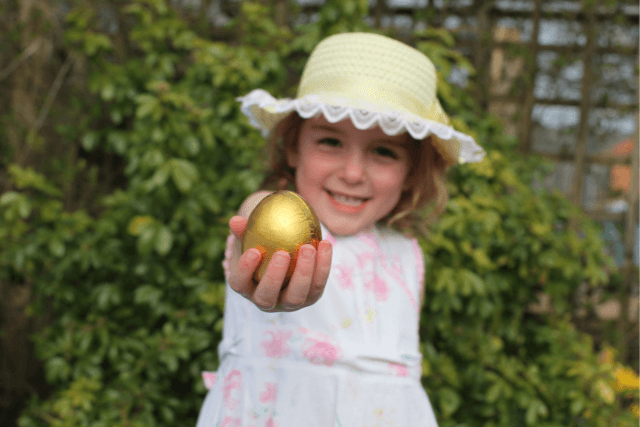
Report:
227,215,333,313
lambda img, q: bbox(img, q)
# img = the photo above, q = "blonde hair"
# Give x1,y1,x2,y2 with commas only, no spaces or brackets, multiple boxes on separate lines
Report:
257,112,450,239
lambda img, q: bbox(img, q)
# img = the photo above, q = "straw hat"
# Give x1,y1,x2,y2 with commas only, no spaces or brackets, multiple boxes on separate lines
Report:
236,32,486,166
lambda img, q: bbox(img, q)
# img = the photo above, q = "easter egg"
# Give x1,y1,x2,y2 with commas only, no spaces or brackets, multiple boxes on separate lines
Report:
242,190,322,286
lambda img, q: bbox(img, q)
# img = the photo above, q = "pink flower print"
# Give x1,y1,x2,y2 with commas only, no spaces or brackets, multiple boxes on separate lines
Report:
390,255,402,273
364,271,389,302
388,362,409,377
303,338,342,366
259,382,278,403
358,233,378,248
222,370,242,410
356,252,376,269
221,417,241,427
383,256,418,312
335,264,354,290
260,330,292,359
201,371,217,390
264,417,279,427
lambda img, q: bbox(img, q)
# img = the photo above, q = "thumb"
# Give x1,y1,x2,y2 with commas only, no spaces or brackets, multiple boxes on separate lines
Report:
229,216,247,239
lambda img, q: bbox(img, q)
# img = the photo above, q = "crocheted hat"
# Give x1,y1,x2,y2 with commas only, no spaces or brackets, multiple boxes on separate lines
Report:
236,32,485,166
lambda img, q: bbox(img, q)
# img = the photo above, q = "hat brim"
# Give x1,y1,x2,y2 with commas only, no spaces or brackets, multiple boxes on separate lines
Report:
237,89,486,166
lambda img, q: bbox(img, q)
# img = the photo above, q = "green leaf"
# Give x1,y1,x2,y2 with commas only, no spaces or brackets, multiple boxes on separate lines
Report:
145,163,171,192
107,132,127,154
137,226,157,255
136,94,160,119
17,196,32,219
134,285,163,306
439,387,461,418
0,191,20,206
434,267,456,296
184,135,200,155
46,356,71,383
155,226,173,256
101,83,115,101
525,400,547,425
198,191,221,213
169,158,199,193
48,238,65,258
94,283,121,310
200,125,215,149
486,381,502,403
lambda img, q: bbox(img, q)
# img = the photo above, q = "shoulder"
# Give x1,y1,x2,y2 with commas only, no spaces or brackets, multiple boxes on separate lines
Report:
237,190,274,219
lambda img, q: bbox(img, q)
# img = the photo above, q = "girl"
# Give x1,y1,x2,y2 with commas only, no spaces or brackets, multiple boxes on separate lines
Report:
197,32,485,427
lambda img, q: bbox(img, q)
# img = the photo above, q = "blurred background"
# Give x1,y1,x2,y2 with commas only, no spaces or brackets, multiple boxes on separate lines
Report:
1,0,638,426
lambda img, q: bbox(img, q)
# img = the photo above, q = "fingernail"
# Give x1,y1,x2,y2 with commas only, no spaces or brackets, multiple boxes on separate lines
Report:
301,246,314,260
274,253,288,267
248,250,260,264
322,245,332,257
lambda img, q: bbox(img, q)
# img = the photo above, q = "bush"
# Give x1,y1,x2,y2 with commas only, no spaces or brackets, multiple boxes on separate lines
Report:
0,0,635,426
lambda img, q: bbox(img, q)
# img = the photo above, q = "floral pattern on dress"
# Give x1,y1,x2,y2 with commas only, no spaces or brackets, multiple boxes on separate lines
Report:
357,251,377,269
197,224,438,427
259,382,278,403
264,417,278,427
388,362,409,377
302,337,343,366
364,271,389,302
222,370,242,411
260,330,293,359
384,254,417,311
335,263,355,290
202,371,217,390
221,416,241,427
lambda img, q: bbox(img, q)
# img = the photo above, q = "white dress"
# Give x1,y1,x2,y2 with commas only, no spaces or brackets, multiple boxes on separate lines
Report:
196,222,439,427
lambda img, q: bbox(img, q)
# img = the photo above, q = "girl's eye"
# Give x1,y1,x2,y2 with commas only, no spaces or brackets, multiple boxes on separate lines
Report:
317,138,398,159
319,137,340,147
374,147,398,159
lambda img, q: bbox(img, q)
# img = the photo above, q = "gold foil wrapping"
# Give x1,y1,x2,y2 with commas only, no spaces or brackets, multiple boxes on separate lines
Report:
242,191,322,285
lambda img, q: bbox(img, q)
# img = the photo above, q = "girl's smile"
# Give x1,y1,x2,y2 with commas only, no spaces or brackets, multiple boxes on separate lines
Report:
287,115,412,237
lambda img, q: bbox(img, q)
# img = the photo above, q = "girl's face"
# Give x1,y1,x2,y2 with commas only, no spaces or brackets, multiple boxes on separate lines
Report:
287,115,412,237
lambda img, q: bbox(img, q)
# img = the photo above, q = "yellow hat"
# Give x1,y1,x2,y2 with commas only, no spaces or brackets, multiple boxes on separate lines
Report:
237,32,485,166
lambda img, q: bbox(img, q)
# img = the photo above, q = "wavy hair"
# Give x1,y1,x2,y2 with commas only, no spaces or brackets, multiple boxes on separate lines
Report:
256,112,451,239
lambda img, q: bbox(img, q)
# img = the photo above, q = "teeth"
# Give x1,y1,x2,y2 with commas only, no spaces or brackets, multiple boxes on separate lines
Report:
331,192,365,206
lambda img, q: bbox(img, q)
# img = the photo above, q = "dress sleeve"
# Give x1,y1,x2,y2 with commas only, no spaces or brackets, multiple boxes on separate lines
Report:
410,238,425,306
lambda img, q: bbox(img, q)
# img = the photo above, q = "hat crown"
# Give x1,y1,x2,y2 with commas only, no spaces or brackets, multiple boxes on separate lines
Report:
297,32,439,116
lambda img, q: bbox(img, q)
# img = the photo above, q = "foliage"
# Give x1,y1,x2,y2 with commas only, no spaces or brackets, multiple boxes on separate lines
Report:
0,0,636,426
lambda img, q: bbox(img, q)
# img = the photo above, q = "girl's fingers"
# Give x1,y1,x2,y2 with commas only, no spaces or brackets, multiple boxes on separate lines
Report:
308,240,332,305
228,248,262,297
252,250,290,311
280,244,316,309
229,216,247,238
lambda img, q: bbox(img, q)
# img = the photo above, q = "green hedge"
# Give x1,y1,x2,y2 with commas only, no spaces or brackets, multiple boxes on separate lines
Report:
0,0,636,426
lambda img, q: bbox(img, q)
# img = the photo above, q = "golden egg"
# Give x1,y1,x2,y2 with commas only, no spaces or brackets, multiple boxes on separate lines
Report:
242,190,322,286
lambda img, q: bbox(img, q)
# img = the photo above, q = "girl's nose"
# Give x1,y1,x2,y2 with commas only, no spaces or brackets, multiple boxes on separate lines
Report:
341,151,367,183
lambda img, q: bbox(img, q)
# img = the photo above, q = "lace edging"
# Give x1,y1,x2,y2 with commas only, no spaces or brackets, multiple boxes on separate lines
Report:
237,89,486,164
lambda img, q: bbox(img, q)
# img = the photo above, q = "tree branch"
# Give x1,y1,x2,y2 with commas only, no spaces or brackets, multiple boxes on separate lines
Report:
35,53,75,130
0,38,42,82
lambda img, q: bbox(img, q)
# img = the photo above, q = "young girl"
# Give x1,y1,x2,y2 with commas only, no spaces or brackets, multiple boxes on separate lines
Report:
196,32,485,427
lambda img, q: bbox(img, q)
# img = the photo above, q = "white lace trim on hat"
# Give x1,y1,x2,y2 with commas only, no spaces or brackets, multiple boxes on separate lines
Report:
237,89,486,164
